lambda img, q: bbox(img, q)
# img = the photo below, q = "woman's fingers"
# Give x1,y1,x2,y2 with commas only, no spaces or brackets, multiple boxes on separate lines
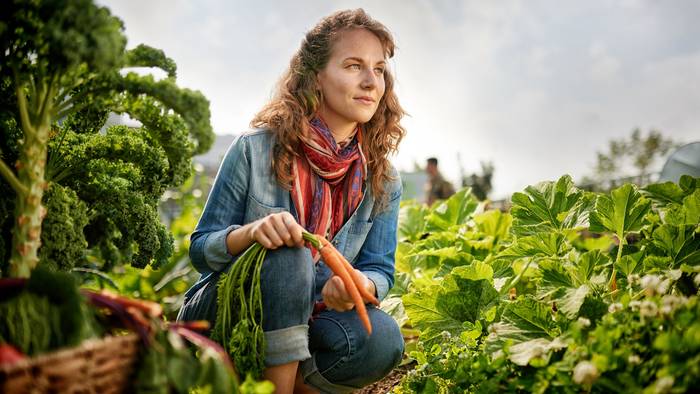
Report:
253,226,275,249
252,218,283,249
286,218,304,247
263,219,286,248
270,213,295,247
322,276,354,311
274,212,304,247
251,212,304,249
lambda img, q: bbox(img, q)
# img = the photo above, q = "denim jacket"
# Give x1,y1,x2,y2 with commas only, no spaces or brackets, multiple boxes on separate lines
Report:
186,129,402,302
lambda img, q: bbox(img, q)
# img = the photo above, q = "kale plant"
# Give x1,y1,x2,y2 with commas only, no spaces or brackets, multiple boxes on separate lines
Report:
0,0,213,277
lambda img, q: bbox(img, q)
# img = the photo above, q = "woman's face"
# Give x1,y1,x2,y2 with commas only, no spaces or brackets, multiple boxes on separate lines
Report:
317,28,387,135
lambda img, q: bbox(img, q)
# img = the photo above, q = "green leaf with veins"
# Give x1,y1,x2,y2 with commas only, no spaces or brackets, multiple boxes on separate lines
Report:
589,184,651,239
497,233,567,261
398,201,429,242
558,285,590,319
403,261,498,345
425,188,479,232
510,175,589,236
651,224,700,267
485,297,559,353
474,209,513,245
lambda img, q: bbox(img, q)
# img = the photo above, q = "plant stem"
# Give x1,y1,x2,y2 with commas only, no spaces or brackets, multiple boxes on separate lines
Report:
302,231,321,249
608,234,625,294
0,158,27,196
14,73,36,136
8,77,54,278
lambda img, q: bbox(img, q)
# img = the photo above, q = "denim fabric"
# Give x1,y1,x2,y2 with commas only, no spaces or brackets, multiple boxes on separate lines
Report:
178,245,404,392
178,247,315,364
300,307,404,392
187,129,402,302
179,129,403,389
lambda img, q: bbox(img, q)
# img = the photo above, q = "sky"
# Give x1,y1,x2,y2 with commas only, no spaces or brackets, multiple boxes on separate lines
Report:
98,0,700,199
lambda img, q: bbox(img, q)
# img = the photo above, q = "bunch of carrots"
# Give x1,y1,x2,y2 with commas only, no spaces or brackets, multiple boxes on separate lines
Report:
212,231,379,378
312,234,380,333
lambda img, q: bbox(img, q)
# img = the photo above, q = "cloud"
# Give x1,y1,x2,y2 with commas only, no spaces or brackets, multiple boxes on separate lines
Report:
589,42,621,81
99,0,700,199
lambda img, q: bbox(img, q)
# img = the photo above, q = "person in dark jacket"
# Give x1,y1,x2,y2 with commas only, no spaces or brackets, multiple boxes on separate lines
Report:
425,157,455,205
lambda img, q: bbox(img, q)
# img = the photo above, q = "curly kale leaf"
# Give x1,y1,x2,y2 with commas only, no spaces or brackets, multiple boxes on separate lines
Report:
39,183,89,271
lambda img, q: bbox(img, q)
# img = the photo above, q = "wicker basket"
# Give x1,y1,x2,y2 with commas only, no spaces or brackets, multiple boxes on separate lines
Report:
0,333,140,394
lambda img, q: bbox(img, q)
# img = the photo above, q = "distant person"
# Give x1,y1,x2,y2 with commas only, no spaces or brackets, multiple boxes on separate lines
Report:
425,157,455,205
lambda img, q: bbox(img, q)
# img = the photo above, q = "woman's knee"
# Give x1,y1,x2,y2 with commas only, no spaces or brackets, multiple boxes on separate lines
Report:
259,246,315,330
260,246,314,291
312,307,404,387
359,309,404,373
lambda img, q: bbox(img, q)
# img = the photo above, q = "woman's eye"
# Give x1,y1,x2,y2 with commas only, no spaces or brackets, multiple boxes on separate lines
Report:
374,68,385,75
348,64,361,70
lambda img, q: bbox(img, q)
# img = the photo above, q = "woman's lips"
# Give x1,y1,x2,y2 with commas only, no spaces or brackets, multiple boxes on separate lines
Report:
354,97,375,105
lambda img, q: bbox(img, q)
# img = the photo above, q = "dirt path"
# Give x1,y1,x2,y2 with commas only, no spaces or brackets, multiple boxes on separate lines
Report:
355,362,414,393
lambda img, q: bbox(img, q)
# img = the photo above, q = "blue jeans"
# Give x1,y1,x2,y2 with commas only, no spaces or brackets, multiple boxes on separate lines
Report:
177,246,404,393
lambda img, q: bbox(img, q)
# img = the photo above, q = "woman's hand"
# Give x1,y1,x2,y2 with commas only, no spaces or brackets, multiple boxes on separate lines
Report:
248,212,304,249
322,269,375,312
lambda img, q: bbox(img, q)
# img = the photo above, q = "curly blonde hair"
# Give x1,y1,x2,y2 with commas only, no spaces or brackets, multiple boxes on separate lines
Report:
251,8,406,205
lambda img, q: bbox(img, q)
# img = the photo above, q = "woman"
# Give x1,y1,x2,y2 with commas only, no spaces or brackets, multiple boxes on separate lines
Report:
178,9,406,393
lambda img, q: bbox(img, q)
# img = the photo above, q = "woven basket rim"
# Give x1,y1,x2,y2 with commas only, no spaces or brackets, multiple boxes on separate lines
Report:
0,332,140,373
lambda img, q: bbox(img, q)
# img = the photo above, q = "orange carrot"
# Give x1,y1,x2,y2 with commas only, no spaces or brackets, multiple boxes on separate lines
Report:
318,237,372,335
329,244,380,307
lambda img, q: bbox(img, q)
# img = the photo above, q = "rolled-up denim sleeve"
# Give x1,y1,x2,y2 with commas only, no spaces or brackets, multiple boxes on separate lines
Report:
355,176,402,301
189,135,250,273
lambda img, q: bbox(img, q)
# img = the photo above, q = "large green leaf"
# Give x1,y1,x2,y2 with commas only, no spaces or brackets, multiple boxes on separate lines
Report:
651,224,700,267
404,231,461,272
676,189,700,226
663,189,700,226
615,250,643,277
474,209,512,245
589,183,651,239
451,260,494,282
510,175,588,236
485,297,559,353
538,258,573,289
682,190,700,225
558,285,590,319
507,337,567,366
436,254,475,278
643,181,686,206
398,201,429,242
569,250,609,286
402,285,462,344
497,232,566,261
425,188,479,231
578,234,615,252
642,255,674,272
435,263,498,324
501,298,558,338
679,175,700,195
403,261,498,344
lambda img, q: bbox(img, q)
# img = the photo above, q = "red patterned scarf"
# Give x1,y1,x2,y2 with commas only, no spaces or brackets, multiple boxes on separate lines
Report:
291,117,367,252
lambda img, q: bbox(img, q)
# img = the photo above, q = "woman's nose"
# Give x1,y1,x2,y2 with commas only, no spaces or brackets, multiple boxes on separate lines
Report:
360,69,378,90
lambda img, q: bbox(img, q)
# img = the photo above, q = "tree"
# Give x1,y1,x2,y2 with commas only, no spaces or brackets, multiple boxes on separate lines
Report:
459,158,494,201
581,128,677,190
0,0,213,277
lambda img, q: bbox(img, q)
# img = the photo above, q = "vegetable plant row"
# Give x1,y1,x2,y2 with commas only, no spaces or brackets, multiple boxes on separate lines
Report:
389,175,699,393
